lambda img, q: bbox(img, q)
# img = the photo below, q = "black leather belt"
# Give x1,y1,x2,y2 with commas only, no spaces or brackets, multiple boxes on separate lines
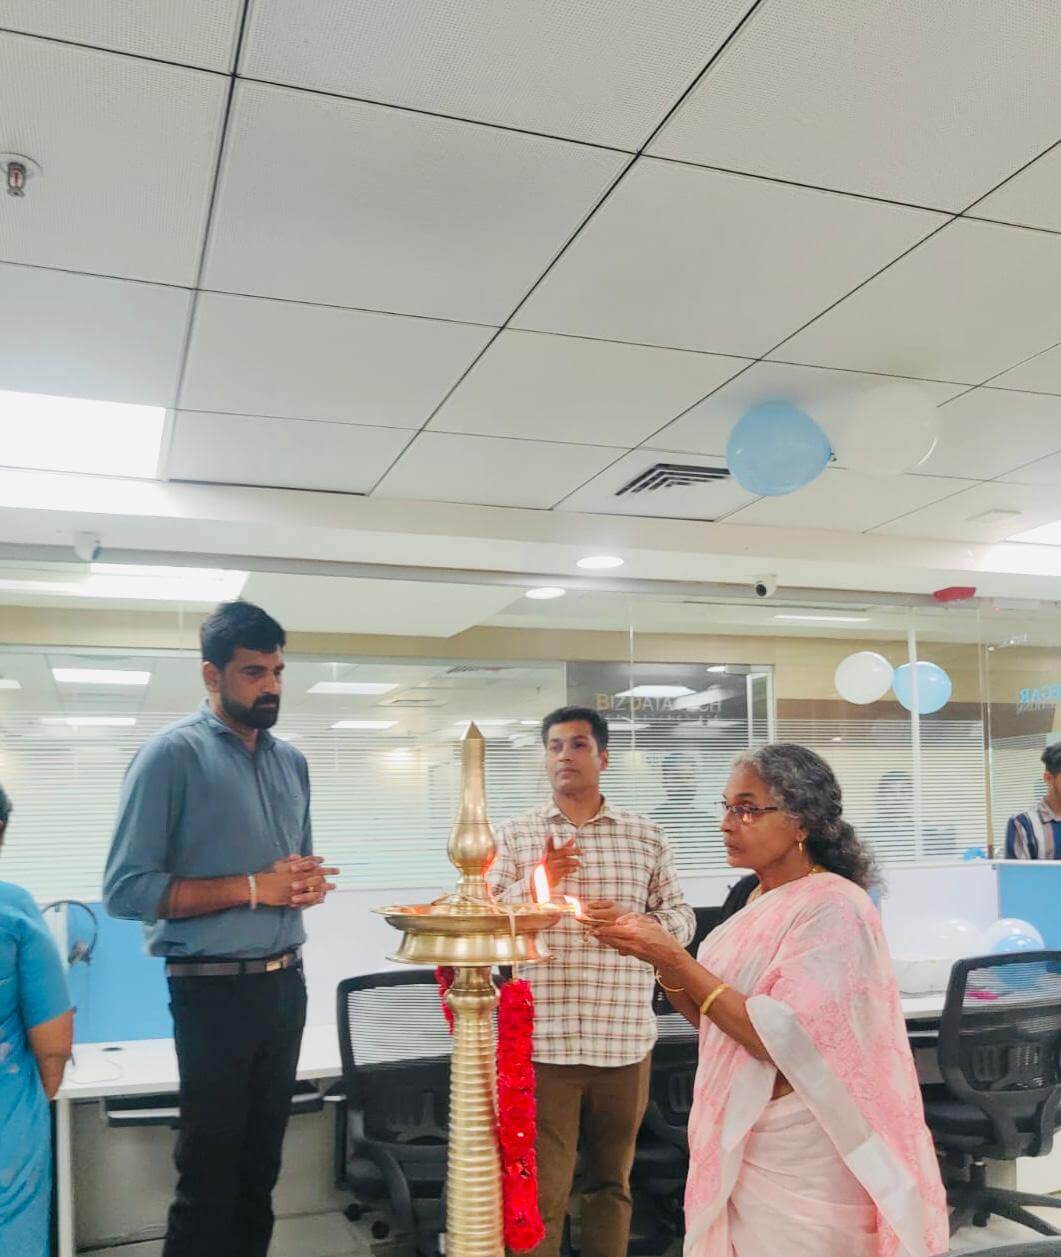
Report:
165,948,302,978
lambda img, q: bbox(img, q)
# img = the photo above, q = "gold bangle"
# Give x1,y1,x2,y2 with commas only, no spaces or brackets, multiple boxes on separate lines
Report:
699,982,730,1018
654,969,685,994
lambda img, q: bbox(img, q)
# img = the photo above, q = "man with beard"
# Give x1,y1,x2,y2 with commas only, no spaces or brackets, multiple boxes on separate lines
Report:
103,600,338,1257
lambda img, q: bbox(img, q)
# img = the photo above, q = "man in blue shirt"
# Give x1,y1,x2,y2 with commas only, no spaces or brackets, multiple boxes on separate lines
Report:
104,601,338,1257
1005,743,1061,860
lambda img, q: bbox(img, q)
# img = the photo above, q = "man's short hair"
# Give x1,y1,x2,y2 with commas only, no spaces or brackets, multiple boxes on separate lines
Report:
1043,743,1061,776
0,784,11,825
541,705,609,752
200,601,286,670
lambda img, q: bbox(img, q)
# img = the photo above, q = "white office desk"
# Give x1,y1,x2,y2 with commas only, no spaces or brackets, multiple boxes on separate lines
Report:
55,1001,948,1256
55,1025,342,1257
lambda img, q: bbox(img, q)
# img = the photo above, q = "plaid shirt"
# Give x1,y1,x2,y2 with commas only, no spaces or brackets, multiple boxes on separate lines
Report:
489,798,695,1067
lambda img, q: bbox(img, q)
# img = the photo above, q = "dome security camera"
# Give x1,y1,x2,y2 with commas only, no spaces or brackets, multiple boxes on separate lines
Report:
73,532,102,563
753,575,778,599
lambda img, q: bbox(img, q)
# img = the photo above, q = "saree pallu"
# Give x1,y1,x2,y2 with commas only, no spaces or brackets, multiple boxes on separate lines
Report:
726,1090,877,1256
683,873,948,1257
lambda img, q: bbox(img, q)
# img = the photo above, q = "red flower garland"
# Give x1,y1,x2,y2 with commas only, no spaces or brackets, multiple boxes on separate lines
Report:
433,968,545,1252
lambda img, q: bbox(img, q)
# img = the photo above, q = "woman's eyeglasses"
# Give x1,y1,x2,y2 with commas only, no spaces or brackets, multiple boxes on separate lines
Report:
717,801,782,825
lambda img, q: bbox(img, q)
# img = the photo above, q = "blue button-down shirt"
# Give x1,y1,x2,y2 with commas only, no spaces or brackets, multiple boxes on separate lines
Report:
103,702,312,958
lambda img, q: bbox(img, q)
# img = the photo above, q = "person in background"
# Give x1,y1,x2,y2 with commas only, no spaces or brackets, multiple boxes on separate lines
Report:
593,744,947,1256
1005,743,1061,859
651,749,710,836
0,782,74,1257
103,601,339,1257
489,705,695,1257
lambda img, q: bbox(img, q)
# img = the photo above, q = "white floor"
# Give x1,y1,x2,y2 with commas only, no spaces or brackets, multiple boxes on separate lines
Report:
85,1206,1061,1256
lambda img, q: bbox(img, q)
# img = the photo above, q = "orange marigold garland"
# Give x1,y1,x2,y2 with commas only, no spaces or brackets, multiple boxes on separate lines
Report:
432,969,545,1251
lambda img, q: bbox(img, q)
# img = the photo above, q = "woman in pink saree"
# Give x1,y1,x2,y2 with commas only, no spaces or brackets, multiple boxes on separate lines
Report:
594,744,948,1257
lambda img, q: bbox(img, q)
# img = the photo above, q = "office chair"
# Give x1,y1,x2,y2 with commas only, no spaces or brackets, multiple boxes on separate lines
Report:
627,993,698,1254
922,950,1061,1238
335,972,453,1256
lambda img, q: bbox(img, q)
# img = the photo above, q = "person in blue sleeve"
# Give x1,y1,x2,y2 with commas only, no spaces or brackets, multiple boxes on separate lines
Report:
0,782,74,1257
102,601,339,1257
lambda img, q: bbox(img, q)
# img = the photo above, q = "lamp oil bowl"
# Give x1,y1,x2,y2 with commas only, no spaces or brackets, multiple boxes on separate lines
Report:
374,723,565,1257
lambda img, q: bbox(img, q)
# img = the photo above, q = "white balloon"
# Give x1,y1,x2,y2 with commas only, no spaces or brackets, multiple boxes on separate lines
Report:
985,918,1044,949
925,917,988,962
829,383,939,476
834,651,894,704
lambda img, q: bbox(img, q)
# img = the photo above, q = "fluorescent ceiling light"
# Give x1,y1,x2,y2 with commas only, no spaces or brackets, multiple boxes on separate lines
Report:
577,555,624,570
0,563,247,603
616,685,695,698
307,681,398,695
0,678,21,690
0,390,166,478
519,719,540,726
706,665,727,673
40,716,137,727
1008,519,1061,545
331,719,398,730
52,667,150,686
773,614,870,624
525,587,566,600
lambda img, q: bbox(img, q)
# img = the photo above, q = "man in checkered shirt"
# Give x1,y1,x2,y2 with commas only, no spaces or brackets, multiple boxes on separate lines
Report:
489,705,694,1257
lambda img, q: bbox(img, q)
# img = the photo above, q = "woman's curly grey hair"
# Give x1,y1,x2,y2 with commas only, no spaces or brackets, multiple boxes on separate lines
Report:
733,743,879,890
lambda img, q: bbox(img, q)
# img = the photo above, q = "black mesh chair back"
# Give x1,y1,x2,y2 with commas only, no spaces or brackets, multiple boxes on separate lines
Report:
336,971,454,1146
938,951,1061,1159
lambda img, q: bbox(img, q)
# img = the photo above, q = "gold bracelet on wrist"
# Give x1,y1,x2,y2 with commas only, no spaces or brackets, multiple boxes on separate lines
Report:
699,982,730,1018
654,969,685,993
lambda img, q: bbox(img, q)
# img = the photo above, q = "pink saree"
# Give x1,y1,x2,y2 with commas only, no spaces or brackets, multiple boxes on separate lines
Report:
684,872,948,1257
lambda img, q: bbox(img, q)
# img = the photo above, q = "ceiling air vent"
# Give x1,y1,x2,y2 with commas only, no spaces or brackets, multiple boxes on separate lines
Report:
616,463,730,495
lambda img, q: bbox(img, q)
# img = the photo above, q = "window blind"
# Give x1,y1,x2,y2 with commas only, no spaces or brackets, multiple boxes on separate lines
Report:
0,711,990,903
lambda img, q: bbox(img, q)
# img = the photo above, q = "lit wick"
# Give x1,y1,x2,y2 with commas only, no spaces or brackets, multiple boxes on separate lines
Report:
532,864,581,916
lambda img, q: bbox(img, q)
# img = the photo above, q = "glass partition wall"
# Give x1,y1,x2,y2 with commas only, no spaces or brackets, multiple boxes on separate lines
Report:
0,563,1021,904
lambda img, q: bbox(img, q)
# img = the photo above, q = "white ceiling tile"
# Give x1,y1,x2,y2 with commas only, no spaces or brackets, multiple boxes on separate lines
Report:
998,450,1061,488
0,35,227,285
0,264,191,405
555,448,755,519
167,412,411,494
0,2,243,70
917,389,1061,480
182,293,494,428
989,345,1061,395
204,82,626,324
772,219,1061,384
373,432,624,508
970,144,1061,234
649,0,1061,210
240,0,753,149
652,361,964,457
240,573,522,638
723,466,965,532
512,160,944,355
872,481,1061,543
429,330,747,446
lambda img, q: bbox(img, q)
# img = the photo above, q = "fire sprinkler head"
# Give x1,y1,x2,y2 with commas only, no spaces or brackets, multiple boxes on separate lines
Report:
0,153,43,198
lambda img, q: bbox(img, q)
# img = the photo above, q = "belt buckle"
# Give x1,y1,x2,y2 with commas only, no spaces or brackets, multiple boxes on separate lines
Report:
265,958,282,972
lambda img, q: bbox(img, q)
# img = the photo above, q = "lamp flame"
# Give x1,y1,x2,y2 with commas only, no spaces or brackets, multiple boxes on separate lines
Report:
563,895,581,916
533,864,551,905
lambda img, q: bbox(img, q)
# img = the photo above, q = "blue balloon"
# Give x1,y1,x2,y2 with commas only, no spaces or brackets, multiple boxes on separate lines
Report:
726,402,832,496
892,661,952,714
962,846,988,861
991,932,1041,956
991,933,1048,990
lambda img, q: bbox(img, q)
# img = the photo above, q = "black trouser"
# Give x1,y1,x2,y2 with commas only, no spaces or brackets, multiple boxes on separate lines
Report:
163,965,307,1257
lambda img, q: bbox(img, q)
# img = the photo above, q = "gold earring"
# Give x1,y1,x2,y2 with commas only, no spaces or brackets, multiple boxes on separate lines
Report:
797,839,805,857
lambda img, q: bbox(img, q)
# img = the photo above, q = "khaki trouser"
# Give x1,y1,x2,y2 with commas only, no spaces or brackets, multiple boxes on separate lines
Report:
525,1056,652,1257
